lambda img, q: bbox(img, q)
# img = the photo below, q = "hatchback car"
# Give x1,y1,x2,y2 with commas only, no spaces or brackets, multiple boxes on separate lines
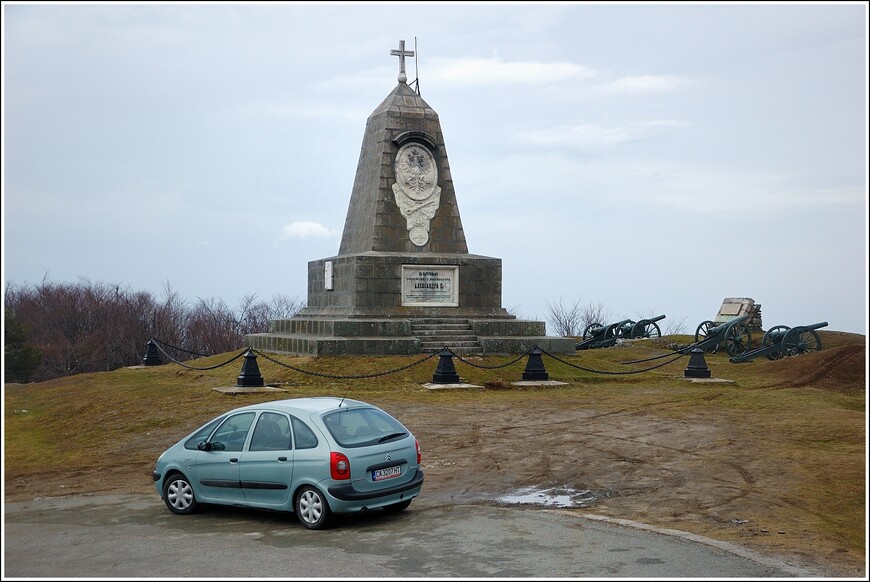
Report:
152,397,424,529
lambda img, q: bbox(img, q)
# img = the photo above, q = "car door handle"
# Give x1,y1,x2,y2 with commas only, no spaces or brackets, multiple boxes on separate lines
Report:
229,458,238,463
278,457,288,462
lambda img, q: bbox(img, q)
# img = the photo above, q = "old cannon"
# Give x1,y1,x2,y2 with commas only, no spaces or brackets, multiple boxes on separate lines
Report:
729,322,828,363
693,314,752,357
576,319,633,350
615,314,666,340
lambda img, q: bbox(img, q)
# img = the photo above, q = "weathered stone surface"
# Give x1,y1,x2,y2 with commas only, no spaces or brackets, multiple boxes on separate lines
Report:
243,75,573,356
339,83,468,255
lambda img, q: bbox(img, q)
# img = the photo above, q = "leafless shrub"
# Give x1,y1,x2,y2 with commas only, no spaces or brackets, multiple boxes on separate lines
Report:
4,278,303,382
581,301,611,334
546,298,585,337
663,315,688,336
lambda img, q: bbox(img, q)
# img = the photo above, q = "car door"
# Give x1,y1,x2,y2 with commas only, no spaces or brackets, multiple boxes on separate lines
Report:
192,411,255,504
239,412,294,508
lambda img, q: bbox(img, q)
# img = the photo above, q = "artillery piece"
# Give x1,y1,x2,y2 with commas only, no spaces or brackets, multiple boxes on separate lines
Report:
615,314,666,340
576,315,666,350
729,322,828,363
693,314,752,358
576,319,632,350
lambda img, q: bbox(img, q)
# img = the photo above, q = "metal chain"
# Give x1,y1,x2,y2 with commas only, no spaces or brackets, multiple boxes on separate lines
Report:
153,342,248,370
447,347,528,369
252,349,438,379
618,343,699,365
152,337,211,358
539,347,687,375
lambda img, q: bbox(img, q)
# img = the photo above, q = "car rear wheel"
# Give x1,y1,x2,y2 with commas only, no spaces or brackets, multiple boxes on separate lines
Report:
163,473,199,515
295,485,332,530
383,499,412,513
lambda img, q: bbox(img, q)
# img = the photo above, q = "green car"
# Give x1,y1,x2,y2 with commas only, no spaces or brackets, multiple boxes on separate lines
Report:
152,397,424,529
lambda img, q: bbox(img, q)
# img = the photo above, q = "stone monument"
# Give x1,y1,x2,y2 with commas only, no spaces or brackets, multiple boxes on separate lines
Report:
244,41,575,356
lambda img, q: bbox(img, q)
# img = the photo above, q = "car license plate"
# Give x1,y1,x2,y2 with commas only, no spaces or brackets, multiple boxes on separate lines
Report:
372,465,401,481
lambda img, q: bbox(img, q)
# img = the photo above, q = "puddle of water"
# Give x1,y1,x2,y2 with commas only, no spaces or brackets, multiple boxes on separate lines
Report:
497,486,597,508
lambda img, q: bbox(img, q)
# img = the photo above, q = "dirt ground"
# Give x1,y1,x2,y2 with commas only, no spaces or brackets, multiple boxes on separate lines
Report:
5,333,866,578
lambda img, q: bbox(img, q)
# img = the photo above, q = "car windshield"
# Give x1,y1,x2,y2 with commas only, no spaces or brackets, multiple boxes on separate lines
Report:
322,407,408,447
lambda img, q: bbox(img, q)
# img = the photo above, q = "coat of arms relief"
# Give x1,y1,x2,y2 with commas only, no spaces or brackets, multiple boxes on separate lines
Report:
391,143,441,246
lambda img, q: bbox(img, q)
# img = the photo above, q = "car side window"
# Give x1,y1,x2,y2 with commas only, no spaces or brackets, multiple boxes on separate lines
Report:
249,412,292,451
210,412,255,452
184,416,225,450
291,416,318,449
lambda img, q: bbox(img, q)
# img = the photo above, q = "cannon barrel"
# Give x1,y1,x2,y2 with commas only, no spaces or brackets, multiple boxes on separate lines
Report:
638,314,666,324
797,321,829,331
708,314,750,335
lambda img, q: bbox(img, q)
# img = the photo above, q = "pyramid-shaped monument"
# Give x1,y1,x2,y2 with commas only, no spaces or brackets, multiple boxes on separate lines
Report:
245,42,574,356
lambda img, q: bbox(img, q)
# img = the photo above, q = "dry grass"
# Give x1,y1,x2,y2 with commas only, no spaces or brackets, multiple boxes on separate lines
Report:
3,330,866,574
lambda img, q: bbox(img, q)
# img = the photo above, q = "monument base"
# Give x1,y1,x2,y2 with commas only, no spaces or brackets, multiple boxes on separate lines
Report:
244,316,575,356
243,251,575,356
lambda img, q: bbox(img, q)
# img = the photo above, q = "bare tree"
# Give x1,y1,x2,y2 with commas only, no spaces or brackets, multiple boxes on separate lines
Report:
580,301,611,334
239,294,305,335
546,298,585,337
3,277,305,381
664,315,688,336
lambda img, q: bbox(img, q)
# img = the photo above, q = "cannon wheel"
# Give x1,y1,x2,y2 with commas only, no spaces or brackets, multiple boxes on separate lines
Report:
632,321,662,339
694,320,718,351
582,323,603,340
724,324,752,358
615,320,636,339
762,325,790,361
781,327,822,357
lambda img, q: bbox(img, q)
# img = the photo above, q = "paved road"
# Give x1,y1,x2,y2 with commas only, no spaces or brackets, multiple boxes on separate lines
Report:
3,495,815,578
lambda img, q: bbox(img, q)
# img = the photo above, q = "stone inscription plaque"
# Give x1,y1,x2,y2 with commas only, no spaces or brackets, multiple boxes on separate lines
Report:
401,265,459,307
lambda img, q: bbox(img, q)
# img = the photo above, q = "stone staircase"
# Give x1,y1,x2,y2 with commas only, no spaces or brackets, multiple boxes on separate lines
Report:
411,318,483,354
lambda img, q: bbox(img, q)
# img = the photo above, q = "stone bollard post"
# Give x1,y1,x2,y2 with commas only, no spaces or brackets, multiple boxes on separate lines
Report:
142,339,162,366
684,347,712,378
432,348,460,384
522,346,549,381
237,349,265,387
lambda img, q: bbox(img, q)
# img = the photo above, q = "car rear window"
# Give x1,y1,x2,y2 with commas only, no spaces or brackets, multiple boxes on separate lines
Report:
322,407,407,448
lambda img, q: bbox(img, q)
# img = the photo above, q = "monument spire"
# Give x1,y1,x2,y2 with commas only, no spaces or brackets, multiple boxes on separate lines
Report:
243,40,575,357
390,39,415,84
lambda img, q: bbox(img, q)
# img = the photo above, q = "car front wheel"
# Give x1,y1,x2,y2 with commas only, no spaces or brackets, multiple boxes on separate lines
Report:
163,473,199,515
295,486,332,530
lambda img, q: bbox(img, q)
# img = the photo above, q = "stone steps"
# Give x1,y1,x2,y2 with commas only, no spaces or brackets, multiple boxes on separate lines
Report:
411,319,483,354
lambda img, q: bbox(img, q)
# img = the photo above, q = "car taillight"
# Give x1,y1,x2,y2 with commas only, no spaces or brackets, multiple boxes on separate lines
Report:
415,439,421,464
330,452,350,480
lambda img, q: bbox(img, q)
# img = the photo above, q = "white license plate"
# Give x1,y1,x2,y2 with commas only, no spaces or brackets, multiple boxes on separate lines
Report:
372,465,402,481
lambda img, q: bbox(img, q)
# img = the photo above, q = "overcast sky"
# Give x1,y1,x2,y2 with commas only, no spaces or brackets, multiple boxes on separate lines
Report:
3,2,868,336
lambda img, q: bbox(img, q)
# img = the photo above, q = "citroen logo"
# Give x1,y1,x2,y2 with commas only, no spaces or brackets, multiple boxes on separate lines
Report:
384,454,392,462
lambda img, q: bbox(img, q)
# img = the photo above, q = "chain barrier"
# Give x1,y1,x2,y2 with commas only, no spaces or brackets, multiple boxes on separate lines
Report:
150,336,689,379
252,349,438,380
617,342,700,365
152,341,249,371
446,347,528,370
152,337,211,359
539,346,687,375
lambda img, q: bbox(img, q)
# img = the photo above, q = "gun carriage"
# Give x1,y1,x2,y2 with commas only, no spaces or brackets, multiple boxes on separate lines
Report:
615,314,666,340
729,322,828,363
576,315,666,350
576,319,632,350
693,314,752,358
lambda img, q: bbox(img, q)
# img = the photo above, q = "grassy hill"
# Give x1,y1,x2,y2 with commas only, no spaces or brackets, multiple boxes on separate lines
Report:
4,330,866,574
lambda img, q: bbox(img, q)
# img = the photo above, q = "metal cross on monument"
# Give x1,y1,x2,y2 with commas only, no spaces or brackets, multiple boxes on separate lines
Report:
390,39,415,84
